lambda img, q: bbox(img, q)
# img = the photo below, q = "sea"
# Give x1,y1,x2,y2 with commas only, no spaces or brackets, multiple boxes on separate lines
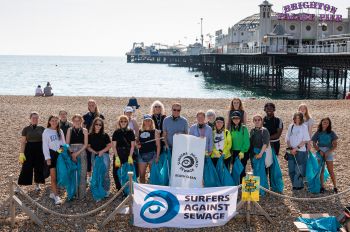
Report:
0,55,267,99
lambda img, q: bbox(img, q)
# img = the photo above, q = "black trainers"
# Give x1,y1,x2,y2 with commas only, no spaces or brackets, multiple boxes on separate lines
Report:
320,187,325,193
334,187,338,193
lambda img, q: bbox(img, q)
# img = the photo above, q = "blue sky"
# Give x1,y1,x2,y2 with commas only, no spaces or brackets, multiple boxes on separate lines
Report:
0,0,348,56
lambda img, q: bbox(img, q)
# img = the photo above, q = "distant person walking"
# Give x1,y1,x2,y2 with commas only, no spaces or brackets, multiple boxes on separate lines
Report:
345,92,350,99
18,112,46,191
35,85,43,96
42,115,65,205
43,82,54,97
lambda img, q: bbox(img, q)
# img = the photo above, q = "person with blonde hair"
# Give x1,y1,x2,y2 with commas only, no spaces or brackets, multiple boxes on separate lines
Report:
137,114,161,183
298,103,314,137
226,98,247,129
150,100,166,151
112,115,136,190
66,114,88,199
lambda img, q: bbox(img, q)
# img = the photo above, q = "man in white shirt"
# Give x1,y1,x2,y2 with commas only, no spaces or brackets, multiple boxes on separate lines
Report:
35,85,43,96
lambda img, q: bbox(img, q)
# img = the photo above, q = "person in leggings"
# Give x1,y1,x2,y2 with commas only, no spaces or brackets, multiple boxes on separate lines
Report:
112,115,135,190
66,114,88,199
18,112,46,192
42,115,65,205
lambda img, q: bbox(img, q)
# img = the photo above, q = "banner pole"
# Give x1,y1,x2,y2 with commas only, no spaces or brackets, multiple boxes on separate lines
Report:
128,171,134,225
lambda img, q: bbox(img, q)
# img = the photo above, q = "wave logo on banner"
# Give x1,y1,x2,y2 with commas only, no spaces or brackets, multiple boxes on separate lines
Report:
140,190,180,224
178,152,198,172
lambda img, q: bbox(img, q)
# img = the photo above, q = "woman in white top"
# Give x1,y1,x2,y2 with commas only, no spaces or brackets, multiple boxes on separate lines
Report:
42,115,65,205
124,106,139,139
285,112,310,190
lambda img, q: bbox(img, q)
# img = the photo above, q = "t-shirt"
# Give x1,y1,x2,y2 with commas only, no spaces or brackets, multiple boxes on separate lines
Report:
22,125,45,142
263,116,283,141
213,131,225,151
88,133,111,152
303,118,314,135
83,112,105,131
285,124,310,151
312,131,338,148
162,116,188,147
250,127,270,149
42,128,65,160
139,130,156,153
112,129,135,148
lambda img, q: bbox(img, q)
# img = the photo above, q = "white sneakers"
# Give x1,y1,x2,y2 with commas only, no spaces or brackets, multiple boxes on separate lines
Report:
49,193,62,205
35,184,41,192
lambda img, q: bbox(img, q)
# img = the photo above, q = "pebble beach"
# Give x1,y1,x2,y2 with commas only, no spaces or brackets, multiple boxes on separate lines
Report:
0,95,349,232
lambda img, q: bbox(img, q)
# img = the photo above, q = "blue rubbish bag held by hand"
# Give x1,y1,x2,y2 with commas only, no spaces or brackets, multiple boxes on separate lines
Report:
216,156,234,186
306,151,330,194
252,148,269,196
149,159,161,185
117,163,137,195
203,156,221,187
269,147,284,193
90,156,107,201
159,149,171,186
231,156,244,186
56,144,81,200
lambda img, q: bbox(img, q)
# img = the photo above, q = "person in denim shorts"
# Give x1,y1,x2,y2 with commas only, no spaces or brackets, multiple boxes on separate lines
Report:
137,114,161,183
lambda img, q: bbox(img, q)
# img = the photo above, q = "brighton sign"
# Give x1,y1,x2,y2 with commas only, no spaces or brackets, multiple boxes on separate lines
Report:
277,2,342,22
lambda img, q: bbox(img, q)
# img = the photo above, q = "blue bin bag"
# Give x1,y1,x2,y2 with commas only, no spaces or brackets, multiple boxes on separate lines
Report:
297,216,341,232
159,150,171,186
306,151,330,194
269,147,284,193
231,156,244,186
149,159,161,185
203,156,221,187
216,156,234,186
90,156,107,201
252,148,269,196
117,163,137,195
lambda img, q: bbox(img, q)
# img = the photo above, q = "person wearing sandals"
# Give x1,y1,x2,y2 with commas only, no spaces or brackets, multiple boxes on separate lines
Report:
42,115,66,205
66,114,88,199
18,112,46,192
312,117,338,193
137,114,161,183
112,115,136,190
285,112,310,190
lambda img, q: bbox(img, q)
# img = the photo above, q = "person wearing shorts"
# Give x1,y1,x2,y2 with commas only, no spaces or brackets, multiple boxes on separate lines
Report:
137,114,160,183
312,117,338,193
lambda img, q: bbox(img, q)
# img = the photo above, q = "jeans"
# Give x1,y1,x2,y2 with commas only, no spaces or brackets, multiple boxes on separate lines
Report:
288,151,307,188
92,153,110,193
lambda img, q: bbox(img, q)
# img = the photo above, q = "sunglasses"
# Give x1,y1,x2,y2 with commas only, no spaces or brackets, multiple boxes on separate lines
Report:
172,109,181,112
120,121,128,123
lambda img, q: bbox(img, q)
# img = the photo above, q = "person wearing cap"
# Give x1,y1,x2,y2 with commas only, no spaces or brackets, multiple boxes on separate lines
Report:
226,98,247,130
206,109,216,129
189,111,213,155
211,116,232,168
162,103,188,151
137,114,161,183
150,101,166,151
124,106,139,140
263,103,283,155
230,110,250,182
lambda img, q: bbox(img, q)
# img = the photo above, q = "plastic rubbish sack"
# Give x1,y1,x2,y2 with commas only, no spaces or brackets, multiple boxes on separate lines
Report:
216,156,234,186
56,144,81,200
297,216,341,232
90,156,107,201
117,162,137,195
252,148,269,196
159,150,171,186
231,156,244,186
149,159,161,185
306,151,330,194
203,156,220,187
269,147,284,193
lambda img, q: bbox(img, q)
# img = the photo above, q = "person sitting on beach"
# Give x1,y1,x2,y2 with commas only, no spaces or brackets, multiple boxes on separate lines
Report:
87,118,111,196
163,103,188,152
150,100,166,152
312,117,338,193
112,115,135,190
127,96,140,111
42,115,66,205
211,116,232,168
35,85,43,96
285,112,310,191
263,102,283,155
18,112,46,192
226,98,247,129
65,114,88,199
189,111,213,156
206,109,216,129
59,110,72,137
136,114,160,183
43,82,54,97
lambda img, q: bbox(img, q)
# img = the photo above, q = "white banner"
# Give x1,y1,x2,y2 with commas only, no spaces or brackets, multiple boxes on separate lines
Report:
170,134,205,188
133,183,238,228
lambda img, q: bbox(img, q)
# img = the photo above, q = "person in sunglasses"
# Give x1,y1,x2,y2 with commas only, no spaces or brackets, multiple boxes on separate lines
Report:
189,111,213,156
87,118,112,195
162,103,188,152
211,116,232,168
111,115,136,190
285,112,310,190
150,100,166,151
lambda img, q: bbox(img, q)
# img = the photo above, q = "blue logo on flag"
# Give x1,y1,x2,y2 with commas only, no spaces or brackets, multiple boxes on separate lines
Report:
140,190,180,224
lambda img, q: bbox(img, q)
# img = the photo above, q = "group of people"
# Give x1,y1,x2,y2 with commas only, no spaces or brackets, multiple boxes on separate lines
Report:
18,98,339,205
35,82,54,97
